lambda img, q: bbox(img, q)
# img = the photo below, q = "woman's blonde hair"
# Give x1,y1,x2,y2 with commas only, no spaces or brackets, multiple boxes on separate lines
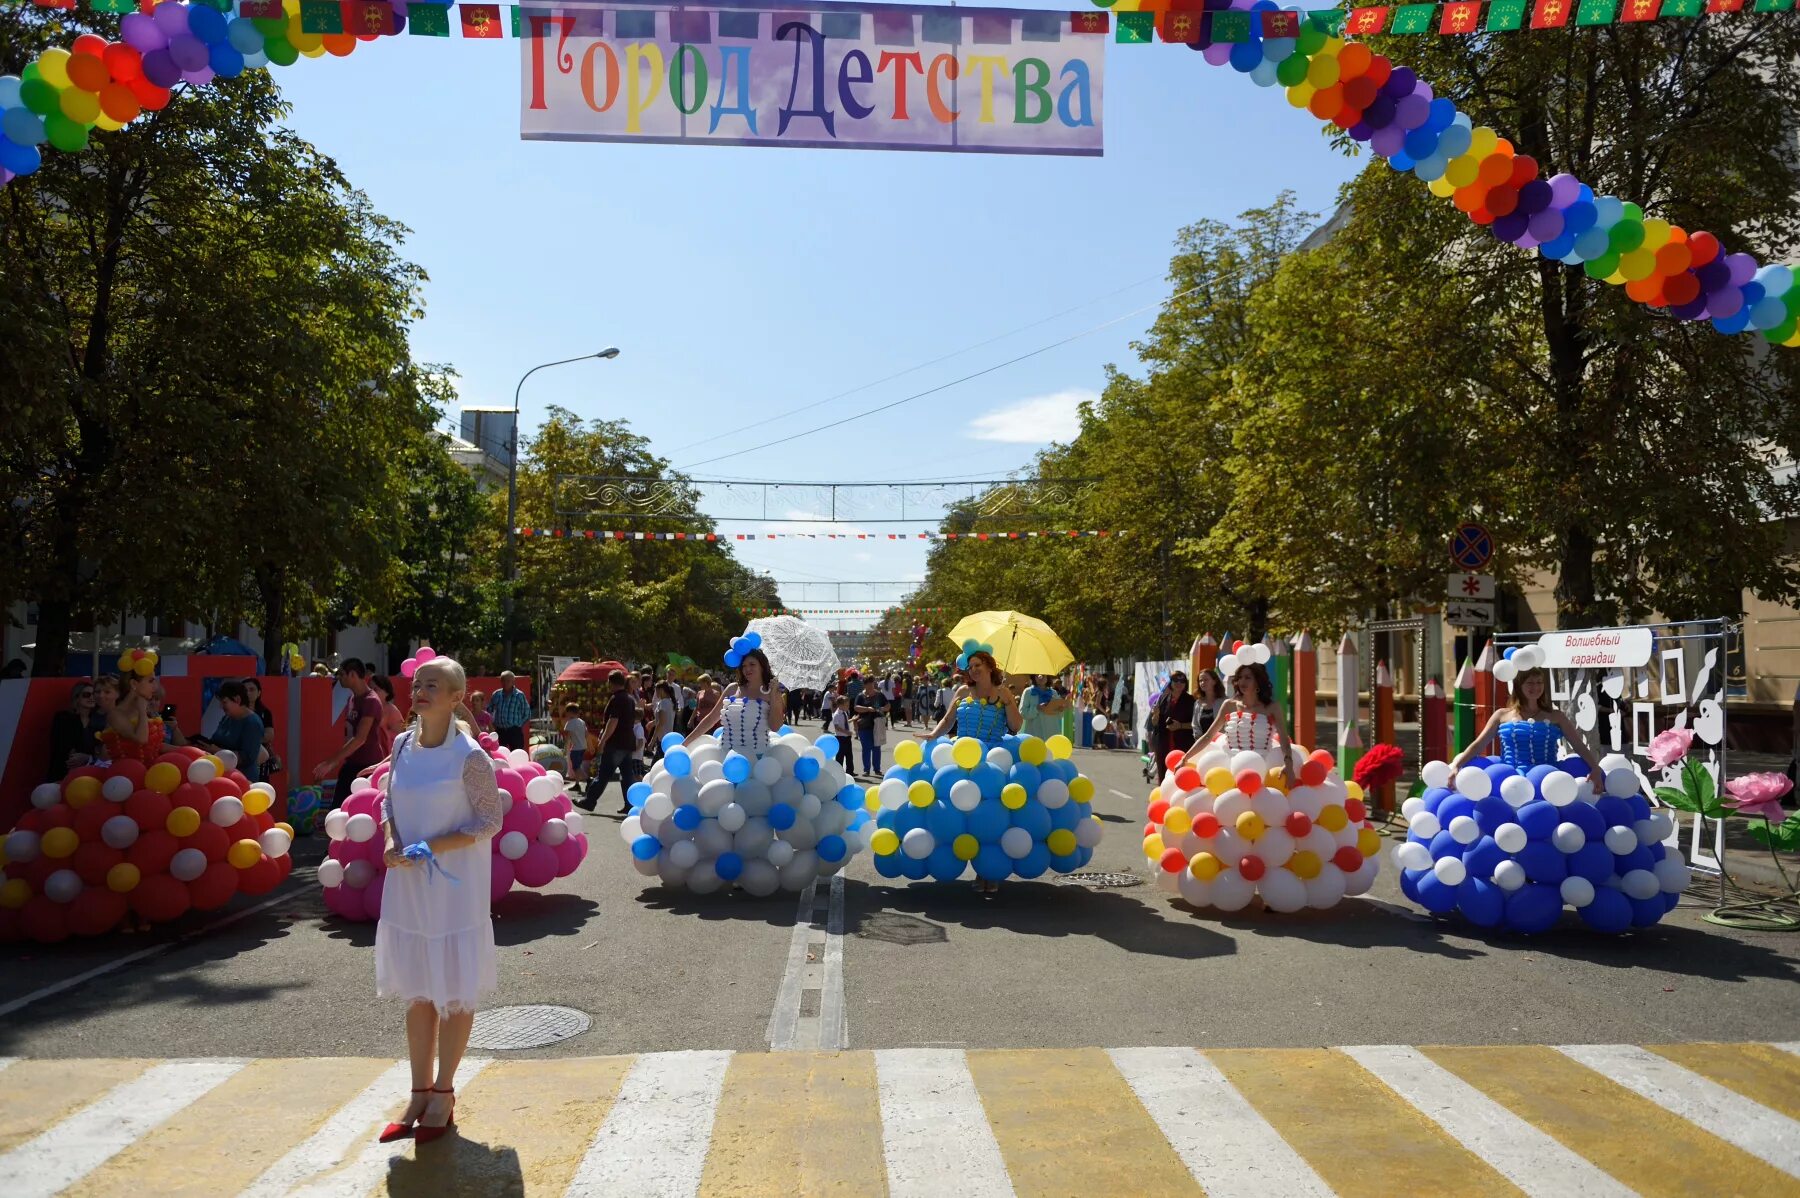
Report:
412,656,475,736
1508,666,1553,717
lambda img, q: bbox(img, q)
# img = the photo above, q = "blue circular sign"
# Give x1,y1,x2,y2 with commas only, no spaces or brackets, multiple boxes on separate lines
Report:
1450,523,1493,571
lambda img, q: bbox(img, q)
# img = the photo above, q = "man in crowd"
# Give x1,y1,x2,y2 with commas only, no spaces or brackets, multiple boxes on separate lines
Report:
197,680,265,773
581,670,641,814
313,659,383,808
489,670,531,752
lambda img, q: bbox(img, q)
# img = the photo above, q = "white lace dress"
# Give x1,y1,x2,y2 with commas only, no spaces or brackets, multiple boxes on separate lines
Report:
376,728,503,1014
718,692,773,757
1218,710,1277,753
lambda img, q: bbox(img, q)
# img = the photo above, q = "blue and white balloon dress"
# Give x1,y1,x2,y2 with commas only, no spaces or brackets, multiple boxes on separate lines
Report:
618,690,867,896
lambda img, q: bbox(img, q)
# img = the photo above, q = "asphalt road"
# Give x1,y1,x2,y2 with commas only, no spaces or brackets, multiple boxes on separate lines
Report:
3,739,1798,1059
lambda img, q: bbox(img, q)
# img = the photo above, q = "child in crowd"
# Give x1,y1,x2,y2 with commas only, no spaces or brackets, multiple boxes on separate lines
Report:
584,708,600,783
561,703,587,786
829,696,855,772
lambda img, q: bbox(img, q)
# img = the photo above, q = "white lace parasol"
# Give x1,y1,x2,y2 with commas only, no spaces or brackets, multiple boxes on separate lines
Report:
745,616,841,692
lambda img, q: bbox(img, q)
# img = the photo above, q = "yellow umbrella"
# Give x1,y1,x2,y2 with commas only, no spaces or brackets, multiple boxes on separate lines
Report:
947,611,1074,677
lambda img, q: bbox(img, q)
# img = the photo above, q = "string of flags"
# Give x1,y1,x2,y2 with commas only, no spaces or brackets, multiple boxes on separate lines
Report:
1104,0,1787,42
734,607,950,616
514,527,1126,541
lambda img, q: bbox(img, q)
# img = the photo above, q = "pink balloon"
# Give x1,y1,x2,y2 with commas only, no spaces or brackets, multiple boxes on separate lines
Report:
327,838,360,864
414,646,437,664
490,853,515,902
514,841,558,888
494,767,528,804
545,793,574,818
343,789,381,818
479,733,499,752
324,882,370,921
523,762,548,778
363,873,385,918
400,659,418,679
500,795,543,840
552,835,584,878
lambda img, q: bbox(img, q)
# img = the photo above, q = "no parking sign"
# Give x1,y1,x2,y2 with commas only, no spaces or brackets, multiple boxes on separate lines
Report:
1449,523,1493,572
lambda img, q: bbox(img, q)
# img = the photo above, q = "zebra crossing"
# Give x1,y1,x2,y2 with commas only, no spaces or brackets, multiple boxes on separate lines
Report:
2,1042,1798,1196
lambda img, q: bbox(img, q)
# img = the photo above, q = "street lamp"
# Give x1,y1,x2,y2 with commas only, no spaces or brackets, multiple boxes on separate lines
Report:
503,347,621,670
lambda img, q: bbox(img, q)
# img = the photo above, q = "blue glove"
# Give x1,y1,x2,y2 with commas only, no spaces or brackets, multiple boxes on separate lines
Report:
402,841,461,886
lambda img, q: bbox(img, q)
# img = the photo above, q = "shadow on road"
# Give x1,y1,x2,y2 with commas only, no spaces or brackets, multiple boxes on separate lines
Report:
632,885,804,929
1170,895,1488,962
385,1133,526,1197
493,892,601,946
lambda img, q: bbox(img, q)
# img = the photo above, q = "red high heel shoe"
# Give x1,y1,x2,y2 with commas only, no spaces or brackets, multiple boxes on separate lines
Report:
379,1088,431,1143
413,1087,457,1145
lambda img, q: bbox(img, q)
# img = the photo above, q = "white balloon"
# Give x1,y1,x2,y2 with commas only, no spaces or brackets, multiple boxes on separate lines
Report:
1653,855,1690,894
508,748,530,768
695,822,733,857
901,828,936,860
698,778,736,816
170,847,208,882
45,868,83,903
735,779,772,817
259,828,292,858
1515,644,1544,670
1540,771,1579,806
216,749,239,771
1176,870,1212,907
1419,760,1452,790
632,854,660,877
1345,858,1379,897
1559,876,1596,907
539,818,570,847
948,779,982,812
798,793,822,820
1091,715,1108,732
317,857,345,887
718,803,747,833
210,796,245,827
102,776,134,803
1432,856,1467,885
985,746,1014,771
1408,812,1442,840
734,817,774,858
31,783,62,810
1209,868,1255,911
1037,778,1070,809
1304,866,1347,909
643,792,675,821
1229,750,1265,778
1400,796,1425,819
694,759,726,786
1647,811,1676,842
345,812,376,842
346,858,378,887
1195,750,1231,777
753,756,784,786
1448,816,1482,845
1394,841,1433,872
656,855,691,889
1499,775,1536,809
1599,752,1633,774
1218,653,1239,676
1454,766,1492,800
1491,658,1517,685
1602,825,1637,855
878,779,908,811
1551,822,1587,853
4,829,40,863
1603,768,1640,799
564,811,585,838
324,809,350,841
767,838,797,868
1622,869,1660,901
668,839,700,869
102,814,140,849
1492,859,1527,891
739,859,780,896
499,830,529,860
1074,818,1103,848
686,859,723,894
525,775,560,804
619,815,643,842
187,758,217,785
1258,867,1306,913
777,849,818,890
999,827,1033,859
1493,822,1528,854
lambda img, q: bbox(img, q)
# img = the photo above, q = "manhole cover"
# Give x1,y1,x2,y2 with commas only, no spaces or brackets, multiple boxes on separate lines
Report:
857,913,948,945
466,1005,592,1050
1055,871,1145,889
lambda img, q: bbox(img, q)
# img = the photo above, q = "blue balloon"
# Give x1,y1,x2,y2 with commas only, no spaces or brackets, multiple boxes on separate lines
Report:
208,41,245,77
874,851,903,878
972,763,1006,801
1504,884,1564,934
722,753,751,784
1438,795,1478,827
1595,796,1634,828
1567,842,1614,884
188,2,230,42
744,631,762,649
1630,895,1666,927
1559,756,1592,778
817,735,840,759
227,15,264,53
875,809,897,831
1421,786,1454,814
967,798,1010,842
1228,40,1262,72
1428,830,1462,861
631,835,661,861
1515,841,1567,884
926,802,966,841
0,136,40,177
1516,800,1559,841
662,732,685,751
1015,844,1053,879
1526,764,1558,790
817,834,847,863
1463,835,1505,881
768,802,797,831
1008,762,1043,793
1415,871,1459,914
1616,846,1655,875
1436,121,1472,158
848,812,869,831
1626,794,1651,823
715,852,744,881
1399,868,1423,905
1457,877,1505,928
664,749,692,778
899,853,930,880
1578,886,1632,933
884,764,910,782
1,106,44,147
0,77,22,108
1050,850,1082,874
1011,801,1052,840
723,651,742,669
1403,126,1440,161
973,845,1012,881
1483,762,1518,788
927,845,965,881
837,784,865,809
1049,802,1084,832
672,804,702,831
894,806,926,835
795,757,821,783
1474,797,1512,835
1563,801,1605,838
1388,151,1416,173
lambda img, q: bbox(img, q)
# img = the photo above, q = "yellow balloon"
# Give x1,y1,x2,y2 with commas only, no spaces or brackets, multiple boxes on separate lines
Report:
1317,804,1349,833
907,781,936,808
1618,248,1657,282
1640,218,1672,251
133,658,155,677
1000,783,1028,811
1147,786,1162,807
107,862,142,893
203,754,226,776
42,827,79,859
1444,155,1481,188
166,806,201,838
1046,829,1077,856
60,86,101,126
276,822,295,839
95,112,125,132
951,738,982,770
1189,852,1222,881
1163,807,1192,836
243,789,271,816
228,839,263,869
289,654,305,672
0,877,31,908
37,49,72,89
1321,35,1346,54
1019,736,1047,766
1142,833,1165,859
1046,735,1073,760
1068,776,1094,804
870,828,899,856
1357,827,1382,858
1288,850,1322,880
1204,767,1234,796
1428,176,1457,199
1306,54,1340,88
1469,126,1499,158
1286,81,1317,110
864,792,880,814
1344,781,1364,801
1235,811,1266,841
953,833,980,861
145,762,181,794
893,740,923,769
65,775,102,806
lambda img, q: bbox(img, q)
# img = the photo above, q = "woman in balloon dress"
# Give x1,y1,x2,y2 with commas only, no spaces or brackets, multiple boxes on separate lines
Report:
685,645,785,754
374,655,502,1146
1449,666,1602,776
101,670,164,764
927,649,1023,892
1183,660,1301,782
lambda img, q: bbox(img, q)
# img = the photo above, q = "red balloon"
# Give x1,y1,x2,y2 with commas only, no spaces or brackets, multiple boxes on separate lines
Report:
182,822,230,862
238,856,280,896
1163,750,1185,771
1159,848,1186,874
187,860,239,911
127,829,179,875
1192,812,1221,839
1236,769,1263,797
1173,767,1202,793
14,855,57,890
72,32,108,57
72,842,124,887
1509,154,1539,187
16,808,44,834
1364,55,1393,88
155,752,189,772
1687,230,1720,267
275,854,293,881
68,888,128,937
131,873,190,923
126,789,172,831
1334,846,1365,873
73,803,113,843
67,765,108,789
1237,855,1266,882
1486,184,1519,218
1342,76,1379,110
20,896,70,943
175,746,205,761
1300,760,1329,788
1147,799,1171,824
128,77,171,110
225,817,260,844
1285,811,1314,838
0,907,21,942
226,770,252,791
1663,271,1702,307
38,803,74,830
103,42,144,83
1345,798,1367,823
252,811,275,834
1143,821,1158,838
206,776,243,802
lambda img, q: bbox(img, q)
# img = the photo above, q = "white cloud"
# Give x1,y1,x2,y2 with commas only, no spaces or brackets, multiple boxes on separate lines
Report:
966,389,1095,445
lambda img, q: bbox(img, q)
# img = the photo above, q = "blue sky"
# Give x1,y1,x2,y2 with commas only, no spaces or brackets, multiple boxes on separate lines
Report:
273,14,1360,629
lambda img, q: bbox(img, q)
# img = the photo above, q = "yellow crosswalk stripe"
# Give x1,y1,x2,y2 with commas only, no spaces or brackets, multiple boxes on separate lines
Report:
1210,1048,1521,1197
700,1051,887,1196
1425,1045,1800,1197
61,1058,389,1198
437,1056,635,1197
1647,1041,1800,1123
0,1060,151,1155
968,1047,1200,1197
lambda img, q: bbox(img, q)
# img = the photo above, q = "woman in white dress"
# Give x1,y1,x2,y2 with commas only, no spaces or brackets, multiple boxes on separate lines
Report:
375,656,503,1146
683,648,786,751
1183,660,1301,782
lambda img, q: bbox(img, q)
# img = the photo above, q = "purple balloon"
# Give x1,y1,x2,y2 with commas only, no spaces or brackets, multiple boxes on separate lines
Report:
1370,124,1406,158
1725,252,1758,287
141,48,182,88
1697,259,1732,292
181,65,214,86
1385,67,1417,96
1517,179,1553,215
1493,212,1530,244
1202,41,1234,66
1709,287,1744,319
1395,94,1431,131
168,34,209,71
121,11,169,51
1528,208,1566,242
153,0,192,36
1548,172,1582,207
1363,94,1396,129
1412,80,1435,105
1671,296,1710,322
1348,120,1372,142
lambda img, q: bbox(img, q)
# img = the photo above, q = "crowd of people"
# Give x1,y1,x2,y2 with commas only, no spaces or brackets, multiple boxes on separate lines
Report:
44,671,282,784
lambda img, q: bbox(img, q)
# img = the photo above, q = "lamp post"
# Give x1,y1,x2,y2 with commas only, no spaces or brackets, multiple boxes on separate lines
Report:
503,347,620,671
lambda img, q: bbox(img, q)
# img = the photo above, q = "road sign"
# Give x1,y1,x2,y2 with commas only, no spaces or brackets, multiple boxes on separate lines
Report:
1449,573,1495,601
1447,601,1495,626
1449,523,1494,571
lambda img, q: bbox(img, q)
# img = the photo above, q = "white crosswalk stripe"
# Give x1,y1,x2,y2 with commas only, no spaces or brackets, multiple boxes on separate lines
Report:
565,1049,731,1198
239,1061,416,1198
875,1048,1014,1198
285,1058,490,1198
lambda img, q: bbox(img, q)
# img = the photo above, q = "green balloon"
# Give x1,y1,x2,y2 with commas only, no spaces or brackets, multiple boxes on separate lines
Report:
1276,53,1311,87
263,35,299,66
19,77,59,117
1584,252,1620,280
1768,317,1797,345
44,113,88,154
252,15,287,36
1608,219,1645,254
1296,25,1327,53
1621,201,1643,222
22,62,42,83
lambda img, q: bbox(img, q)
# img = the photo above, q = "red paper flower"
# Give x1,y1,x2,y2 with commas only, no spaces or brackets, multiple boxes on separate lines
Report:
1354,743,1405,791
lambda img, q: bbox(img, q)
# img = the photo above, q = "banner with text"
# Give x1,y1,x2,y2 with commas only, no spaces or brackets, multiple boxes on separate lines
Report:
519,2,1105,154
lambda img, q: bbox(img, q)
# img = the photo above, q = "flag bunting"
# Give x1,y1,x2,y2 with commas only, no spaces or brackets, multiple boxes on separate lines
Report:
514,528,1125,541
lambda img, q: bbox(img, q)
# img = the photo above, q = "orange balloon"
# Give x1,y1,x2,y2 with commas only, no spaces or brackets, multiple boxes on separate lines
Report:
66,52,109,93
98,82,140,123
1477,153,1515,188
321,32,356,55
1307,83,1344,122
1336,42,1372,79
1655,241,1692,276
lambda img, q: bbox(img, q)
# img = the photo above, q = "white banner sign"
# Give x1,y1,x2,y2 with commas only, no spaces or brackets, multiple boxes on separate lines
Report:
1536,627,1654,669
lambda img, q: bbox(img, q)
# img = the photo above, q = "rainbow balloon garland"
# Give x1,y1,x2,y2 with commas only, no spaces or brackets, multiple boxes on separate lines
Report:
1,0,1795,345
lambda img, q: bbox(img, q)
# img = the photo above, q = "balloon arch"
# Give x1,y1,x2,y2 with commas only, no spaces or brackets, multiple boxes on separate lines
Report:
0,0,1795,345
